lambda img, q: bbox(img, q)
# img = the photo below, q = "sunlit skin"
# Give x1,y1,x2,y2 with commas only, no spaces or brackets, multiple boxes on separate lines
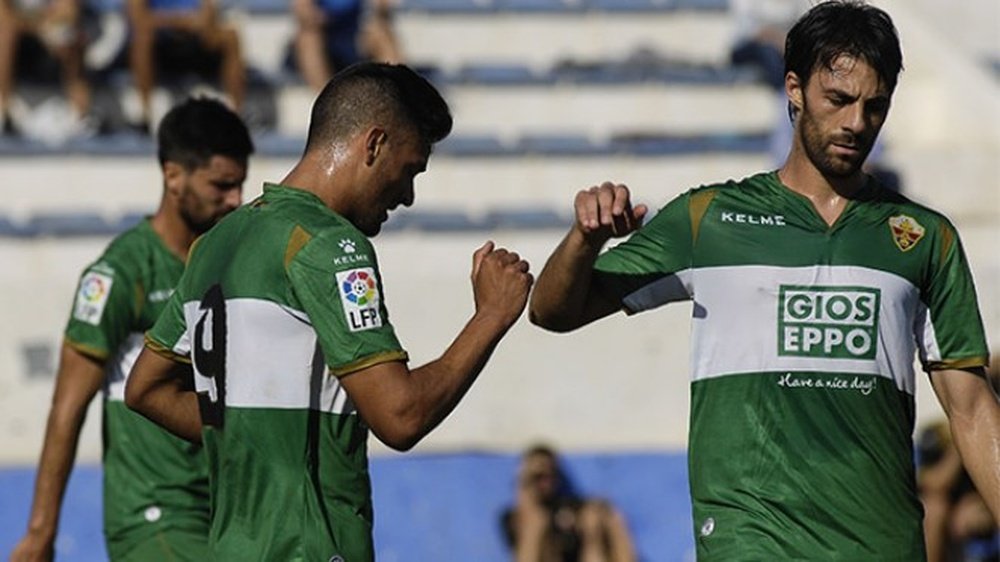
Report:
779,54,892,225
520,452,561,505
352,127,429,237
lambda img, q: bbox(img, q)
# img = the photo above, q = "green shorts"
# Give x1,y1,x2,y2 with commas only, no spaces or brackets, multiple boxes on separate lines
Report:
109,527,209,562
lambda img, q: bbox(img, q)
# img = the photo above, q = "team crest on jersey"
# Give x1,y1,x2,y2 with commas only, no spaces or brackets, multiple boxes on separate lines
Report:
888,215,925,252
336,267,383,332
73,271,114,325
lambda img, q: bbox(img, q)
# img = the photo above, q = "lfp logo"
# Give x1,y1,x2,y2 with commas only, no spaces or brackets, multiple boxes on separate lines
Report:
336,268,382,332
341,270,376,306
778,285,880,360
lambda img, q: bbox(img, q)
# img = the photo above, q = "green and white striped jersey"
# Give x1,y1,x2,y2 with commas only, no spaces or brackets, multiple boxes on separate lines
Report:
64,219,209,558
147,184,407,562
594,171,988,561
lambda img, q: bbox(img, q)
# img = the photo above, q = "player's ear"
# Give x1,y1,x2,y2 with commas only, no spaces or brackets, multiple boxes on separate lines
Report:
785,71,804,120
364,127,388,166
162,161,186,197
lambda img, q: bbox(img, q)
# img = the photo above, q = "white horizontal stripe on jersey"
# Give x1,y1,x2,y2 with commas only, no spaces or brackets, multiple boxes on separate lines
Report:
625,264,922,395
182,298,355,414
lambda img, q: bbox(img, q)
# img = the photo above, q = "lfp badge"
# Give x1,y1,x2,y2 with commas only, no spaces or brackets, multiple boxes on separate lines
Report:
336,268,382,332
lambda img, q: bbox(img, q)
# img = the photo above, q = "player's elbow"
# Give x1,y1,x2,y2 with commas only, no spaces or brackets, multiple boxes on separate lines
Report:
528,306,579,333
370,422,422,452
124,367,155,416
366,405,428,452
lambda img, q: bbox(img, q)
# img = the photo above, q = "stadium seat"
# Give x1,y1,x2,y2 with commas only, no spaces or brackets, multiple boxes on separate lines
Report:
496,0,582,13
587,0,676,12
436,135,515,157
451,64,553,86
384,210,485,232
27,212,115,237
399,0,494,14
517,134,610,156
483,208,569,230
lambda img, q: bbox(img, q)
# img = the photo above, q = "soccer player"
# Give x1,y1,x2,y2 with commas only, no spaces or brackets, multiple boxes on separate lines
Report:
124,63,533,561
529,2,999,560
10,97,253,562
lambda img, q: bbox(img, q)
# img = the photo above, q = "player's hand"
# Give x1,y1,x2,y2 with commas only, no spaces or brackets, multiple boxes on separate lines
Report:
9,531,55,562
573,181,648,248
470,241,533,329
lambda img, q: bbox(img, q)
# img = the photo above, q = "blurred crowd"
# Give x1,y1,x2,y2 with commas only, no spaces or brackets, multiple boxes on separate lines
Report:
0,0,402,141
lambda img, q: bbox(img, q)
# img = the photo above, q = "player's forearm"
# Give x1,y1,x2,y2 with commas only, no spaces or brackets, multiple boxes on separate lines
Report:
529,228,602,332
24,402,89,539
949,401,1000,519
385,311,513,450
127,381,202,443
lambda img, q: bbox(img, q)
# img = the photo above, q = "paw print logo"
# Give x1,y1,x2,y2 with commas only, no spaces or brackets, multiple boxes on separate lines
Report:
338,239,356,254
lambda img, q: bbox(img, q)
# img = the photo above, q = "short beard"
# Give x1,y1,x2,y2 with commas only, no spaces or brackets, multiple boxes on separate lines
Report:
798,99,872,179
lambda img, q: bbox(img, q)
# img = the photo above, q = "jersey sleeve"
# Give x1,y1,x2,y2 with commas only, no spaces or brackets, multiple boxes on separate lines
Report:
915,219,989,371
592,190,698,313
287,231,407,377
145,284,192,363
64,260,138,361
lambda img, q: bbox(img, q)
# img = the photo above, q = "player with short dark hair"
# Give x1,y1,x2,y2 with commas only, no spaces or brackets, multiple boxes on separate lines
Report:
530,2,998,560
11,96,253,562
125,63,532,561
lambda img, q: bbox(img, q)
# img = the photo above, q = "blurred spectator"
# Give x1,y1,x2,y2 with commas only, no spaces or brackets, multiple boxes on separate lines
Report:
917,412,999,562
288,0,402,92
501,444,636,562
0,0,94,135
126,0,244,130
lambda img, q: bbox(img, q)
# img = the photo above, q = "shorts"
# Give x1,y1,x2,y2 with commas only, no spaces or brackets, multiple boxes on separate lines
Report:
108,527,209,562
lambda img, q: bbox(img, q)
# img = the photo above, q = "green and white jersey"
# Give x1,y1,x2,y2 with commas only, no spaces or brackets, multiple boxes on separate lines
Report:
64,219,209,558
593,172,988,561
146,184,407,562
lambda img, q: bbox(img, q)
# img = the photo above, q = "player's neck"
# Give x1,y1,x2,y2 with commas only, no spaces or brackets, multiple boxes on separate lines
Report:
149,210,198,262
778,146,867,227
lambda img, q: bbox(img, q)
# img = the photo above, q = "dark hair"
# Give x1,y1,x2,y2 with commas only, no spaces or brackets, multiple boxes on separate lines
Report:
304,63,452,153
785,1,903,92
157,97,254,170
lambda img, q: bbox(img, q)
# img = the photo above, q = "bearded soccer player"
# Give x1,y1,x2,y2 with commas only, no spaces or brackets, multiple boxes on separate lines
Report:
11,98,253,562
530,2,999,560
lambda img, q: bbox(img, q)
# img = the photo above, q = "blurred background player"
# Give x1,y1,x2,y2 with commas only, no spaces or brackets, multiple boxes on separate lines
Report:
288,0,403,92
501,444,636,562
9,97,252,562
918,359,1000,562
125,0,245,131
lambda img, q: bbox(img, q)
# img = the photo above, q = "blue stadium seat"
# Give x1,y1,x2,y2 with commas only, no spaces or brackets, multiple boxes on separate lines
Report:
253,133,307,158
484,208,569,230
0,215,34,238
436,135,515,157
518,134,611,156
113,212,150,233
587,0,676,12
399,0,494,14
496,0,582,13
384,210,484,232
27,212,115,237
451,64,553,86
672,0,727,10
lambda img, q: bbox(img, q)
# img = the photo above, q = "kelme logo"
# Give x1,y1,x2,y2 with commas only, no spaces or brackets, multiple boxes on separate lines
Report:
778,285,880,360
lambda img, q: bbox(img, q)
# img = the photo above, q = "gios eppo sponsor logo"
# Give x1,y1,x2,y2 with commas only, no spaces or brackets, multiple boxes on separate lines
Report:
777,285,880,360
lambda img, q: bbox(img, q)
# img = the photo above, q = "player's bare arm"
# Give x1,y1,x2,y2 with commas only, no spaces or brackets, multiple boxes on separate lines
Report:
340,241,532,451
530,181,648,333
10,344,104,562
929,367,1000,518
125,348,203,443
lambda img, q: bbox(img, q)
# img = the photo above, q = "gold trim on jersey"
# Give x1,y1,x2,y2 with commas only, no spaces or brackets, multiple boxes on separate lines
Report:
926,356,988,371
330,350,409,378
144,334,192,364
689,189,718,245
64,338,109,361
284,225,313,269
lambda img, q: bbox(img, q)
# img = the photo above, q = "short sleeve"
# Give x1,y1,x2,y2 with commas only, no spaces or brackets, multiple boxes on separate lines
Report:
916,220,989,371
592,191,697,313
286,231,407,377
64,261,137,361
145,284,192,363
